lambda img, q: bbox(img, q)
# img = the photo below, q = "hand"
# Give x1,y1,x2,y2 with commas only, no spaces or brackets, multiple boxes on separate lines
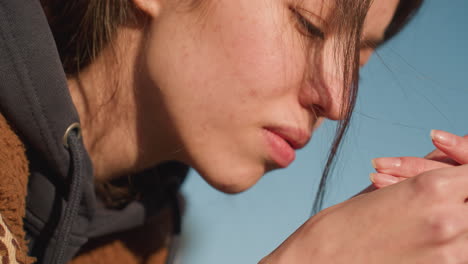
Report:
261,164,468,263
370,130,468,188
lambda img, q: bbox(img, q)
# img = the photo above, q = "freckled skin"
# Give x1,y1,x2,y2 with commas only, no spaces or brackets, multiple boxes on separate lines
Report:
130,0,400,193
141,1,308,192
71,0,400,191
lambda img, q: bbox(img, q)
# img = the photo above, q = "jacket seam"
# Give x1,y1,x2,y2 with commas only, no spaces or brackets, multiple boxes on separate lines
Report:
0,1,57,161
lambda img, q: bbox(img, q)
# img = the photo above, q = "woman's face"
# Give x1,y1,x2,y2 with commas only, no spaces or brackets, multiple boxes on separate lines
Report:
138,0,399,193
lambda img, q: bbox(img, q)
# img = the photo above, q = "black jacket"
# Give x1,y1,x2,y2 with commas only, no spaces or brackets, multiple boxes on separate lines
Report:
0,1,187,263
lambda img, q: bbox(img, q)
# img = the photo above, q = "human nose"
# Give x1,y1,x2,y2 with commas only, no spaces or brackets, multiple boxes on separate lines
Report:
298,39,356,121
299,74,347,121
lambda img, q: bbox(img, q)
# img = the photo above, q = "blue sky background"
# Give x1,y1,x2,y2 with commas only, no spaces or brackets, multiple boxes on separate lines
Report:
178,0,468,263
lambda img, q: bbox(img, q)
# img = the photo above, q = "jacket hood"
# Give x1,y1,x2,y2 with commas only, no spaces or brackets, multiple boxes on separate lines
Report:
0,1,187,263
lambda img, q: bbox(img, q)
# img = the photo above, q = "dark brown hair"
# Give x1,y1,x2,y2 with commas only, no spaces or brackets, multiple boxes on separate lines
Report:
41,0,140,75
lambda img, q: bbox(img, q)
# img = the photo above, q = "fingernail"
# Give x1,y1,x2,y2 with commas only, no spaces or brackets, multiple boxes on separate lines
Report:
369,173,376,182
431,129,456,147
369,173,399,185
371,158,401,169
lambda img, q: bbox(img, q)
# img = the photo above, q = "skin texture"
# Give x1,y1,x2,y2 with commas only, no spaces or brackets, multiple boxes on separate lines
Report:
139,0,321,192
68,0,398,193
359,0,399,66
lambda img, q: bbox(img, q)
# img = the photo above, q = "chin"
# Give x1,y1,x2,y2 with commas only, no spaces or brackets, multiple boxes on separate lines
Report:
194,162,267,194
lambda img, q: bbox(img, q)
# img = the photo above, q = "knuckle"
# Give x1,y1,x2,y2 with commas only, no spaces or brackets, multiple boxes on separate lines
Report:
412,173,448,197
425,213,460,242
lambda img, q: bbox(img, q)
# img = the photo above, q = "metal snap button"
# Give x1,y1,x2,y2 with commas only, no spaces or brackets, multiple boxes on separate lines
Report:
63,122,81,148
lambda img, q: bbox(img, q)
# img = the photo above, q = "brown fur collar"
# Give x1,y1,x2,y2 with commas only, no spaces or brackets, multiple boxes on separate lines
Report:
0,112,36,263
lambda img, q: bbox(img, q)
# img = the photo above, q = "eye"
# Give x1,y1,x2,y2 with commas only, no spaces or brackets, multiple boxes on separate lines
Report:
290,7,325,40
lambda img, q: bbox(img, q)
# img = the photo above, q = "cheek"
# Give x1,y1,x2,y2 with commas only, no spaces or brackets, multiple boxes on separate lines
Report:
199,1,306,101
149,2,306,125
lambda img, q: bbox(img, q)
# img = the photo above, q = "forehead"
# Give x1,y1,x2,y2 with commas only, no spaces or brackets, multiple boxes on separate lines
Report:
299,0,399,35
298,0,334,17
362,0,400,42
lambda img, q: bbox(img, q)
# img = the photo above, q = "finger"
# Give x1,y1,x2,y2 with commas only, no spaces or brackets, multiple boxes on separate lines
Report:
372,157,453,178
424,148,460,166
424,148,447,161
370,173,409,189
431,130,468,164
369,172,404,188
424,134,468,162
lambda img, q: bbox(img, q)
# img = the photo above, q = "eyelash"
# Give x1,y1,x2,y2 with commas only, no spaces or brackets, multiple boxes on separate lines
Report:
290,7,325,40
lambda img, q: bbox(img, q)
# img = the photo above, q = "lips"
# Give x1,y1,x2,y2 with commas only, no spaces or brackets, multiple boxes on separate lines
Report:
263,126,311,168
264,126,310,150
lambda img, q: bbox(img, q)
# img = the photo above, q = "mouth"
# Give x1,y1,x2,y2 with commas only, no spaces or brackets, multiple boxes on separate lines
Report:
264,126,310,150
262,126,311,168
